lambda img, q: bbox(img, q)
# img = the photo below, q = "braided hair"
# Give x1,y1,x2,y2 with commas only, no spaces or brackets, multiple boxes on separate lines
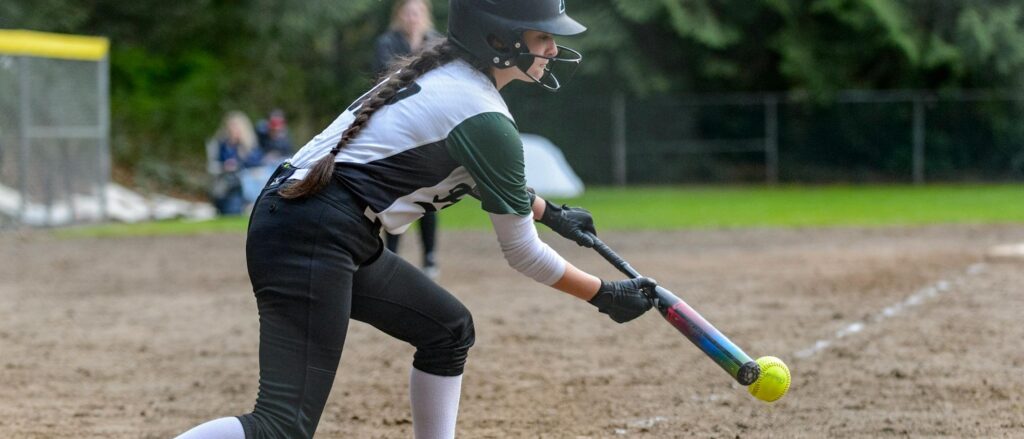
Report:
280,38,487,199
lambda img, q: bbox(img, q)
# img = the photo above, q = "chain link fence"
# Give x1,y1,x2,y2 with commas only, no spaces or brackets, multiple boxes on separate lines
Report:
506,88,1024,186
0,30,110,227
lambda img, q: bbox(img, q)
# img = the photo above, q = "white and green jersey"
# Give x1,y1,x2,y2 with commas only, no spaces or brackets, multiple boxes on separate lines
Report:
288,59,566,285
289,60,531,234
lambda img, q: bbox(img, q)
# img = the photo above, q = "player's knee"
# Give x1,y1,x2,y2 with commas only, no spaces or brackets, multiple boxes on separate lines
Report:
412,311,475,376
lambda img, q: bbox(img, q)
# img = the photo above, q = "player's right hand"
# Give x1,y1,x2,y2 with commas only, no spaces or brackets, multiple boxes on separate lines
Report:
589,277,657,323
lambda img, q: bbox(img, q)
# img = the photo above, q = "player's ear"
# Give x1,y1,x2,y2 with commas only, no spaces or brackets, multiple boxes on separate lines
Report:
487,35,510,54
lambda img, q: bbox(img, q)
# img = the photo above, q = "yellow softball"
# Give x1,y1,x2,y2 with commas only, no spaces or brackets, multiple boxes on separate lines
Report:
748,356,791,403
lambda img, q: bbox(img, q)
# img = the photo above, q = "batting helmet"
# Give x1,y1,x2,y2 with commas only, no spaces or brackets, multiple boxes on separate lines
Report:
448,0,586,91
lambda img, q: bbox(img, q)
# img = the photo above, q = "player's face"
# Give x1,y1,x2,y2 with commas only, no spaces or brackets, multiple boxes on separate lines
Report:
522,30,558,80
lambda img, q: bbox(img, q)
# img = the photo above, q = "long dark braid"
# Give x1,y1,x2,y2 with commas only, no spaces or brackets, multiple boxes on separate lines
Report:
280,39,474,199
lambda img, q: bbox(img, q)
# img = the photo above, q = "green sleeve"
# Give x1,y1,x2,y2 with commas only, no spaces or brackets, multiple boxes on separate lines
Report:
445,112,532,216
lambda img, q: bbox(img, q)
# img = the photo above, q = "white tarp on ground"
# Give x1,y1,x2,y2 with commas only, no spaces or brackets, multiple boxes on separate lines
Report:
521,133,585,198
0,182,216,227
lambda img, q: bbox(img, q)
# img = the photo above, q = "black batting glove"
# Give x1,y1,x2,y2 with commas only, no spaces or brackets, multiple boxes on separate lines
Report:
589,277,657,323
539,200,597,247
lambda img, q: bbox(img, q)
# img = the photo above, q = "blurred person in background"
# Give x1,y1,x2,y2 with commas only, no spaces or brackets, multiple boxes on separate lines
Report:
175,1,656,438
209,111,262,215
372,0,443,74
256,109,293,166
374,0,444,278
245,109,295,203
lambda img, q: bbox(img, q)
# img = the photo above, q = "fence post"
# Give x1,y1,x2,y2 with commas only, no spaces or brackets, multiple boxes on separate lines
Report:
612,91,627,186
764,94,779,184
912,96,925,184
17,56,30,224
98,56,110,221
62,144,75,222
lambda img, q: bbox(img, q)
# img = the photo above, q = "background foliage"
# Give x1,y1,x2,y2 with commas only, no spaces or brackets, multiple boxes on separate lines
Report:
3,0,1023,190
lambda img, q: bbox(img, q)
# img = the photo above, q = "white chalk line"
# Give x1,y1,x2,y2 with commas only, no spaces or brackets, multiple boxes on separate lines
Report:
793,262,988,359
613,416,670,435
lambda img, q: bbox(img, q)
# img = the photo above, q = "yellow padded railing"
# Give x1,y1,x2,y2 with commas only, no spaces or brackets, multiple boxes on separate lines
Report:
0,29,109,61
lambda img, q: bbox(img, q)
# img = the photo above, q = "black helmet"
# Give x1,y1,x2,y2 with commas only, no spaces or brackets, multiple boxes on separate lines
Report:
448,0,586,91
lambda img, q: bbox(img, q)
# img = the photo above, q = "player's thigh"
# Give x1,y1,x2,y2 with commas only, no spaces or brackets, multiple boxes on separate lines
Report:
350,250,473,351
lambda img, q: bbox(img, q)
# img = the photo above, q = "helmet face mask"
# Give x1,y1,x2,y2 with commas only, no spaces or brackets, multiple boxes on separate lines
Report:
449,0,586,92
514,45,582,91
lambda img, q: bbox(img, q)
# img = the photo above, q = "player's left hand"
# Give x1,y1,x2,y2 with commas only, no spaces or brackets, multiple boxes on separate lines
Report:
539,200,597,247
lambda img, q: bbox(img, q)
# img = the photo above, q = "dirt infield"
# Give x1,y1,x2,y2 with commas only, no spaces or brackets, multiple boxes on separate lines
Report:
2,225,1023,438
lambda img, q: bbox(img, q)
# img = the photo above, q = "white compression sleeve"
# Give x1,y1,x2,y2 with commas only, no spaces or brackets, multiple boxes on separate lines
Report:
410,368,463,439
488,212,567,285
175,417,244,439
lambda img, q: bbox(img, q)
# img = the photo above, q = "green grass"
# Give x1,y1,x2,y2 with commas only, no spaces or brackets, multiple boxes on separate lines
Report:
57,216,250,238
57,184,1024,238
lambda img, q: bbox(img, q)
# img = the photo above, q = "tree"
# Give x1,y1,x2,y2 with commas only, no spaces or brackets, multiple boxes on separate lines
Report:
4,0,1023,190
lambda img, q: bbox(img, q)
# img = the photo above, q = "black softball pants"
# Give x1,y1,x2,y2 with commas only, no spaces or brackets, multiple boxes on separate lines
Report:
385,211,438,264
236,173,474,439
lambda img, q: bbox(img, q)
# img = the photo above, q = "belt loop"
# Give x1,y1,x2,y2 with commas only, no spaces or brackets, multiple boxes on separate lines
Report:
265,163,296,190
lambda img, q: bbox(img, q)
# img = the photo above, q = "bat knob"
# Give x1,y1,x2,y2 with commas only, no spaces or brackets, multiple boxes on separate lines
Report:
737,361,761,386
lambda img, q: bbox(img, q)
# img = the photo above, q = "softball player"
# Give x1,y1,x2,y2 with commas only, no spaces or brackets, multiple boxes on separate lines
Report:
176,1,655,438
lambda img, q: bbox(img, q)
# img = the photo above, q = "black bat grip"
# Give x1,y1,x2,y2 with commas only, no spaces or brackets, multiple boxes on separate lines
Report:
586,233,642,279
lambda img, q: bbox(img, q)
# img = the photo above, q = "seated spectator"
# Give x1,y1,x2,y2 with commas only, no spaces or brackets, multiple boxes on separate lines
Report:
208,111,261,215
256,109,293,166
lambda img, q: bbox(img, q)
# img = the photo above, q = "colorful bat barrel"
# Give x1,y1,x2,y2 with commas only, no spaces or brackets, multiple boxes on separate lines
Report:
586,234,760,386
652,286,760,385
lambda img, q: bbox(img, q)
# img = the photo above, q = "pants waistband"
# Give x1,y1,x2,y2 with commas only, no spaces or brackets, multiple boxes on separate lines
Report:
268,163,379,233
